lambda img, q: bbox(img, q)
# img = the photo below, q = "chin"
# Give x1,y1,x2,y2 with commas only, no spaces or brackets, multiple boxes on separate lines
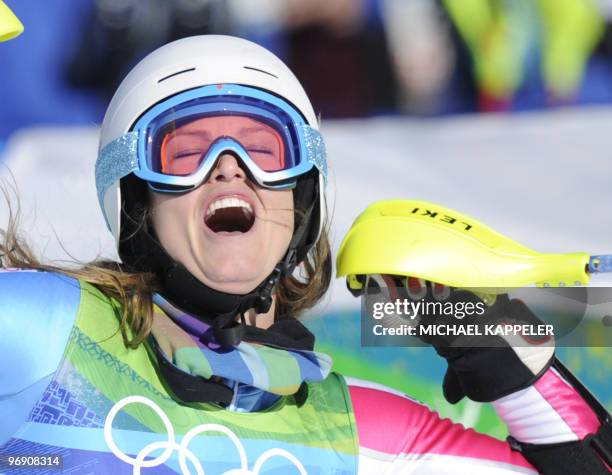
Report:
198,257,272,295
204,276,266,295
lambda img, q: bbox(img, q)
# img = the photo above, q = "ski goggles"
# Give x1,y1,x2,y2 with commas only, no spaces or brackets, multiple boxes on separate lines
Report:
96,84,327,201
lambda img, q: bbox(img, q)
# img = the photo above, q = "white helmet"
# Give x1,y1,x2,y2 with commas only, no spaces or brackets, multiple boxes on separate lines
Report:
97,34,326,248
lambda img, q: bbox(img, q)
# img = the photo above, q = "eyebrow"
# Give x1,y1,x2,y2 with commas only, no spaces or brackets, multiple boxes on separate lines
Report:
168,130,212,139
169,125,272,139
238,126,272,135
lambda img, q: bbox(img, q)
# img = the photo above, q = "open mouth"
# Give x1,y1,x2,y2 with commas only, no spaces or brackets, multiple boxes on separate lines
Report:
204,197,255,234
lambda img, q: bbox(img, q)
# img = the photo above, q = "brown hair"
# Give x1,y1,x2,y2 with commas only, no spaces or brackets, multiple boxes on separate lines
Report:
0,189,332,349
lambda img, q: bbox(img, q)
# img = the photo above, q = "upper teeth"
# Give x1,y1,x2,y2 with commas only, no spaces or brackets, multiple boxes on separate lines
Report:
206,197,253,218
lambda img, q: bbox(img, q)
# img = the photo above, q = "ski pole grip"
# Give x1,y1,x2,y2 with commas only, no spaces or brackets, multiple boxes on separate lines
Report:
588,255,612,274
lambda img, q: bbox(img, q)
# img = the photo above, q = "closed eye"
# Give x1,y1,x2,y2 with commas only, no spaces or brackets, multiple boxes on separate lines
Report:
174,149,203,159
247,148,273,155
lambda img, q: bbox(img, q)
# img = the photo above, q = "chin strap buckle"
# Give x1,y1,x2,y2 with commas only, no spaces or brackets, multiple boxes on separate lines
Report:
254,266,283,314
212,266,284,346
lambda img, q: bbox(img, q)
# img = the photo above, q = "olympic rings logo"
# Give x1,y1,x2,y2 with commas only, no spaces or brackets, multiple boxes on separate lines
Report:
103,396,308,475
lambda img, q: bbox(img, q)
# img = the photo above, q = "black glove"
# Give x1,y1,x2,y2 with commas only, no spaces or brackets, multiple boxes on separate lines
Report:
407,280,555,403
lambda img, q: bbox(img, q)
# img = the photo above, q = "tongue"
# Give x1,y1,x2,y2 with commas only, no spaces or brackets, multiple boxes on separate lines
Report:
206,207,254,233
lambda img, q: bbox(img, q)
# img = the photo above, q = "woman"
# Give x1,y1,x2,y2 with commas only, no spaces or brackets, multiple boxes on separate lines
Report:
0,35,607,474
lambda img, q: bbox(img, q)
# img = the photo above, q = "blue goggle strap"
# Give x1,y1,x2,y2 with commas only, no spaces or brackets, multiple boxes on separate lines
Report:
95,131,139,213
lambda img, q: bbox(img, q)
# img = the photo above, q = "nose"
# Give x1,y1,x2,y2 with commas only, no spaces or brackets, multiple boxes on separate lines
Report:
209,153,247,183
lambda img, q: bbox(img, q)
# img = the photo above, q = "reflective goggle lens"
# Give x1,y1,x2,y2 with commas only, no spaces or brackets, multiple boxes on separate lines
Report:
151,115,288,177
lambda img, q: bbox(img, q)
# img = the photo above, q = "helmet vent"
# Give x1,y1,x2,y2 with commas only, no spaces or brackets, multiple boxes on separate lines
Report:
158,67,196,83
243,66,278,79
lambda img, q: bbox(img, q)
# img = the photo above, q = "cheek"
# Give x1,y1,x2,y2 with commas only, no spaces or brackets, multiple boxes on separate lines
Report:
149,191,198,242
265,190,294,257
264,189,294,230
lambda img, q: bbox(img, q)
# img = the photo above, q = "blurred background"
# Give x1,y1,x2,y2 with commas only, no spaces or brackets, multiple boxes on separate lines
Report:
0,0,611,438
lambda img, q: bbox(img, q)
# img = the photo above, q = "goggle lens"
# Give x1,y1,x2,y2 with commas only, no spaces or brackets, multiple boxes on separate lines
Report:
154,115,286,177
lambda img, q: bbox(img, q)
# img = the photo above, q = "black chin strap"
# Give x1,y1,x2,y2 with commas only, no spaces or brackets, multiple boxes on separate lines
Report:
148,240,286,344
